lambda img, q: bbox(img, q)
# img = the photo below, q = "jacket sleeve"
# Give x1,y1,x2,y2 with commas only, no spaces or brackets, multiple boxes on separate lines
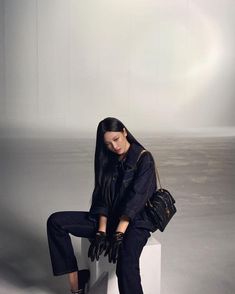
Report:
89,183,109,217
120,152,156,221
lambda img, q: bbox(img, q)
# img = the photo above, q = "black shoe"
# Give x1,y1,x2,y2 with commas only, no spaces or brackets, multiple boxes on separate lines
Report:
70,290,83,294
70,290,84,294
78,269,90,293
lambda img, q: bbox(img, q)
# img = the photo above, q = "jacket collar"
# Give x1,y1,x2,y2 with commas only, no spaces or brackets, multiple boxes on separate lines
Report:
118,143,144,169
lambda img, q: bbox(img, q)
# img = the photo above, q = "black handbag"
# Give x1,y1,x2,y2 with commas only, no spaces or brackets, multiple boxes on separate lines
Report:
137,150,177,232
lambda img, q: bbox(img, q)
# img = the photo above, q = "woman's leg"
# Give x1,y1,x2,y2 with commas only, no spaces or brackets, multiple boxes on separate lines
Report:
68,271,78,292
46,211,97,291
116,225,151,294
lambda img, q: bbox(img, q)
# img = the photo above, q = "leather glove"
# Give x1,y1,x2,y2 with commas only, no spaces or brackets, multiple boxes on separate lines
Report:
88,231,107,262
104,231,124,264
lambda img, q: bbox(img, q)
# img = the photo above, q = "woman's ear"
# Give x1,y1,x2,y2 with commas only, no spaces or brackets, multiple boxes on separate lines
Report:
123,128,127,137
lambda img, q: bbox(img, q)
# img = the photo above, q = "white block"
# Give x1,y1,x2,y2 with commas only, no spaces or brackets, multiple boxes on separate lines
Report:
81,236,161,294
140,237,161,294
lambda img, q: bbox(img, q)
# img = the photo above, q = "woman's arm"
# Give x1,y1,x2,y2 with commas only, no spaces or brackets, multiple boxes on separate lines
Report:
116,215,130,233
98,214,108,232
119,152,156,222
89,183,109,217
99,215,130,234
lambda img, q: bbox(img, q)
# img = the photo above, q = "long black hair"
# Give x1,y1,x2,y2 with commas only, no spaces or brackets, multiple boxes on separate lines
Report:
92,117,144,206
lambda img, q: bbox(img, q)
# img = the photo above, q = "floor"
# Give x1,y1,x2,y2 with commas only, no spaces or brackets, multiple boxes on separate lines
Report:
0,135,235,294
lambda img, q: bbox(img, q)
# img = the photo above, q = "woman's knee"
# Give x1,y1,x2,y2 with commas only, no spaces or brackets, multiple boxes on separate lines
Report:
47,211,63,228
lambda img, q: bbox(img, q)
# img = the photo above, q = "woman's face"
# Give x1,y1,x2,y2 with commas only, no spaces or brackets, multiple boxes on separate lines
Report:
104,128,130,157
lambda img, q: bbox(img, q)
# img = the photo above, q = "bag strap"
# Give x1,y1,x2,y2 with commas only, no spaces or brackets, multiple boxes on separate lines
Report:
137,149,163,190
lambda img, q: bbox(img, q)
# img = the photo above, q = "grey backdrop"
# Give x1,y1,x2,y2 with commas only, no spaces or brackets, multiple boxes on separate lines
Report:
0,0,235,137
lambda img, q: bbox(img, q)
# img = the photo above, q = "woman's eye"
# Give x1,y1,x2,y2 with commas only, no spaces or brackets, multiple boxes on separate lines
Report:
114,138,119,141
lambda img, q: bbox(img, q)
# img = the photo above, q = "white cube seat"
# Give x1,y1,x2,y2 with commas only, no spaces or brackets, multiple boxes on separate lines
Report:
81,236,161,294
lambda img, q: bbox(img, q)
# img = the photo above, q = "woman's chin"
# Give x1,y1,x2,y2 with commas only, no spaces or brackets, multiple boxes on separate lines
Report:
115,149,122,154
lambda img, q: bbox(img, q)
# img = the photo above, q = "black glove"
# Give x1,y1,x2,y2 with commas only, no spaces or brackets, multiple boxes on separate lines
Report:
104,231,124,264
88,231,107,262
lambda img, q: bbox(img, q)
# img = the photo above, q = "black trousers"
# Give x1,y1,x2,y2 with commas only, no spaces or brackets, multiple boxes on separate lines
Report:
46,211,151,294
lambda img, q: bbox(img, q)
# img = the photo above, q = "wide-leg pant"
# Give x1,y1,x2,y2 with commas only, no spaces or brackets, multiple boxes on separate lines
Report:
46,211,151,294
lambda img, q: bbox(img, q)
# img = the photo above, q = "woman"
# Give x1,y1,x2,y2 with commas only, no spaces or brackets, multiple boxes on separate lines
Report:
47,117,158,294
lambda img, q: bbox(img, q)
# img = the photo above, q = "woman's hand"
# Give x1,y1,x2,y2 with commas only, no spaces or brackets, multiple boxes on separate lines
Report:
104,231,124,264
88,231,108,262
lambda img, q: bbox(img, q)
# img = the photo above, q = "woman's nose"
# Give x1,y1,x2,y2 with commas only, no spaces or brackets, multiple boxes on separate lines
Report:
112,142,118,150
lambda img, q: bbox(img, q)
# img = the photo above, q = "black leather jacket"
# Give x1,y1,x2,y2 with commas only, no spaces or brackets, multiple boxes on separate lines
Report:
88,142,158,233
